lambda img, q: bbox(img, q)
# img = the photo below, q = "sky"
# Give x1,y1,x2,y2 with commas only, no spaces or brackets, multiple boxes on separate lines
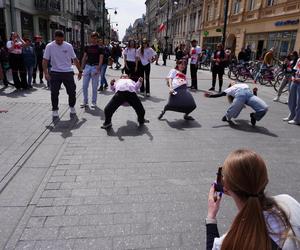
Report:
106,0,146,40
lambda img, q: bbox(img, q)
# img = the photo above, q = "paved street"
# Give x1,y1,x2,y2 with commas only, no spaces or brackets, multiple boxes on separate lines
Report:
0,58,299,250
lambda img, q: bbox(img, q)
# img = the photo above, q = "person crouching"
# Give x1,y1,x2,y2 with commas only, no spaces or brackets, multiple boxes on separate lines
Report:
101,74,149,129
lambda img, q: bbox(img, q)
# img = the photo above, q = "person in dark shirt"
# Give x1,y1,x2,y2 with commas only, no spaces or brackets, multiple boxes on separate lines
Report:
98,39,111,91
81,32,103,108
32,35,46,84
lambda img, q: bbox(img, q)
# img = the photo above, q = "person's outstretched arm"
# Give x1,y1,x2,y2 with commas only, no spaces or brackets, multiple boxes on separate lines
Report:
205,92,226,98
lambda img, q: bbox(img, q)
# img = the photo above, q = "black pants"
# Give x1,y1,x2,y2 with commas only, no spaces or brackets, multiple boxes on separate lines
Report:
33,57,43,82
125,61,136,78
190,64,198,89
104,91,145,124
212,66,224,91
139,63,151,93
50,71,76,111
9,53,27,89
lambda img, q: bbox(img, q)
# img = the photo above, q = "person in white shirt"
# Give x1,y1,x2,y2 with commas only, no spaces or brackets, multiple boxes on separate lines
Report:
206,149,300,250
123,39,137,79
42,30,82,118
136,39,157,97
205,82,268,126
6,32,27,89
101,74,149,129
158,59,196,120
189,39,201,90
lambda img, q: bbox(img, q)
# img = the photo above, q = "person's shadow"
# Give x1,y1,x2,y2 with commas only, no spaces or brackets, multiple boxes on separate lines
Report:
106,120,153,141
46,116,87,138
212,119,278,137
140,95,165,103
161,118,202,131
84,106,105,120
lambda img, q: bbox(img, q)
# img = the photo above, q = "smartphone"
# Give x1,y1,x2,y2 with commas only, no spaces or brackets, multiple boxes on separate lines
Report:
214,167,223,201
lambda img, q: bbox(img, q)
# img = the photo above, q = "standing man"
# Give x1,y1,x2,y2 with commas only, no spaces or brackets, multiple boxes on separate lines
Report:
81,32,103,108
32,35,46,84
189,39,201,90
42,30,82,118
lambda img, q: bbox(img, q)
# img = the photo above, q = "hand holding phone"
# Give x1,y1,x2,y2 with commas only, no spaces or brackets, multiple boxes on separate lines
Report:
213,167,223,202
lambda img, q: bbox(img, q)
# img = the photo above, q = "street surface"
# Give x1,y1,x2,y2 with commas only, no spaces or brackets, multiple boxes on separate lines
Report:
0,57,299,249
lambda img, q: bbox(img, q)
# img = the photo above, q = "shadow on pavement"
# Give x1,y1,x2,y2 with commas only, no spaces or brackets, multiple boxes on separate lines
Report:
140,95,165,103
0,86,37,98
212,119,278,137
162,118,202,130
99,90,114,96
46,116,87,138
106,120,153,141
84,106,105,120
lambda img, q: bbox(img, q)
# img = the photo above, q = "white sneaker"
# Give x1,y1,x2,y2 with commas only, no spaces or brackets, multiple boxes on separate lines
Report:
70,107,76,114
52,110,59,117
288,120,299,125
80,103,88,108
91,103,97,108
283,117,291,121
273,96,280,102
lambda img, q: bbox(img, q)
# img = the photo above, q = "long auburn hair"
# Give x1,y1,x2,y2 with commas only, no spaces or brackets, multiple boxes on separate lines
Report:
221,149,294,250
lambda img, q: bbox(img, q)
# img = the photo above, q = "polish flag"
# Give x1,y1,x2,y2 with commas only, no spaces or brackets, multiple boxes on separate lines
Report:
158,23,166,32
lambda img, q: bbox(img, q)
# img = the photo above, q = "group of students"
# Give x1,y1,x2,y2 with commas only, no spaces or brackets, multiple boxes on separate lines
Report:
0,32,46,89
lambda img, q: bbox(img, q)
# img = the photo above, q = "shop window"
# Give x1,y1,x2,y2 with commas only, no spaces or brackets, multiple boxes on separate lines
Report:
248,0,255,11
266,0,275,6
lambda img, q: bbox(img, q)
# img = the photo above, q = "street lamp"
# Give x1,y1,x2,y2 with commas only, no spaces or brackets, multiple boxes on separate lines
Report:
102,5,118,41
222,0,229,46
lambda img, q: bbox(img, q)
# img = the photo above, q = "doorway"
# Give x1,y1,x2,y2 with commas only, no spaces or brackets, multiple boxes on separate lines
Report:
256,40,264,60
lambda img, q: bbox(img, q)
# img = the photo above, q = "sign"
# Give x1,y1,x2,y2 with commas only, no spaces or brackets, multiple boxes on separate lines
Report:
204,31,209,37
275,19,299,27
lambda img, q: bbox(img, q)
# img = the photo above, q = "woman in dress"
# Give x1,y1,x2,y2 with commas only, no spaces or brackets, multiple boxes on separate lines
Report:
158,59,196,120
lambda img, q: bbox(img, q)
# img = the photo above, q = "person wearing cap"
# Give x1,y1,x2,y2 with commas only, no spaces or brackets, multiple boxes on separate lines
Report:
189,39,201,90
32,35,46,84
42,30,82,118
101,74,149,129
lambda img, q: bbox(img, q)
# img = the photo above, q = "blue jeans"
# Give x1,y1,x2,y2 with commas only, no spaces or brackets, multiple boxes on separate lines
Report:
99,64,108,86
226,88,268,121
254,64,267,82
82,65,99,104
288,82,300,123
25,66,34,86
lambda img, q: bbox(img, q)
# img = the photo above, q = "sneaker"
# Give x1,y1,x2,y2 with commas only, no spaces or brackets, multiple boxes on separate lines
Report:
282,117,291,122
209,87,215,91
288,120,299,125
250,113,256,126
222,115,231,122
146,93,150,97
101,122,112,129
184,114,195,120
158,111,165,120
139,119,150,125
80,103,88,108
52,110,59,117
98,86,103,91
104,84,108,89
273,96,280,102
70,107,76,114
91,103,97,108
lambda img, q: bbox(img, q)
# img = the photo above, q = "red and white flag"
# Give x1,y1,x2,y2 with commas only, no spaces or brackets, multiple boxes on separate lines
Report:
158,23,166,33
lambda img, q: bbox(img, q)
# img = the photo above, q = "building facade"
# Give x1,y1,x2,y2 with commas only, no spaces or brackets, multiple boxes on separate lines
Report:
202,0,300,59
0,0,108,44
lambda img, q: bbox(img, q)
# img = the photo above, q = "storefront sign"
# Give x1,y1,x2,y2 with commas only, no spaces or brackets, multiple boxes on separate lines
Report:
204,31,209,37
275,19,299,27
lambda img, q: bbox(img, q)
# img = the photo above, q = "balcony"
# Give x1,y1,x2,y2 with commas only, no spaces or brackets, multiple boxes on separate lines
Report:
35,0,61,15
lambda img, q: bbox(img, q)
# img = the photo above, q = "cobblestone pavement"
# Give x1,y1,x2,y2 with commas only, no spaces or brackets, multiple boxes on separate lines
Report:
0,59,299,249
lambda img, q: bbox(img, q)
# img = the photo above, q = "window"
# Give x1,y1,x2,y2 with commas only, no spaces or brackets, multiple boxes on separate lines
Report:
248,0,255,10
267,0,275,6
233,0,241,14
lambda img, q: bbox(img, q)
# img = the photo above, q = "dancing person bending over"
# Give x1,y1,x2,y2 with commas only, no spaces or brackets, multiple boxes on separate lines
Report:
206,149,300,250
205,82,268,126
158,59,196,120
101,74,149,129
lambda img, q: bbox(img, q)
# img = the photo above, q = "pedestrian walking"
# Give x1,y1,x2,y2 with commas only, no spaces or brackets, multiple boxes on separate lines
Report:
98,39,111,91
101,74,149,129
209,43,225,92
205,82,268,126
273,51,298,102
158,59,196,120
32,35,46,84
206,149,300,250
22,38,36,88
123,39,137,79
0,40,11,86
42,30,82,118
284,58,300,125
81,32,103,108
111,42,122,69
189,39,201,90
162,47,168,66
6,32,27,89
136,39,157,97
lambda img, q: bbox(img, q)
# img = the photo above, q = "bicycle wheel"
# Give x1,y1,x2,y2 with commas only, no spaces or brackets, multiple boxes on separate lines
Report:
228,68,237,80
237,68,248,82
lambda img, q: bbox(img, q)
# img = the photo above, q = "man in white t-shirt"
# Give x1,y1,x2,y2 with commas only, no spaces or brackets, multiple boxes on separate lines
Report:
42,30,82,118
189,39,201,90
